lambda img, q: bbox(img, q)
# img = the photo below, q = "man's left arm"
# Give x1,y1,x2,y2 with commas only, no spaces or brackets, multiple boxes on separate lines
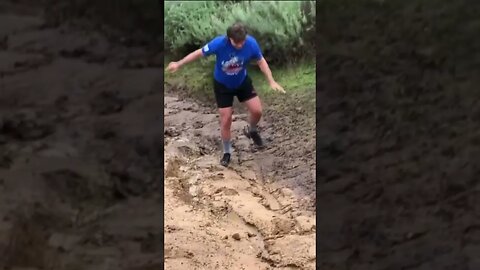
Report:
256,57,275,84
251,38,285,93
256,57,285,93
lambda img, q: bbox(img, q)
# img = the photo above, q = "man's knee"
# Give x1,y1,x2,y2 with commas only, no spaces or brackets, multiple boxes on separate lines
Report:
219,110,233,128
245,96,262,117
250,106,262,117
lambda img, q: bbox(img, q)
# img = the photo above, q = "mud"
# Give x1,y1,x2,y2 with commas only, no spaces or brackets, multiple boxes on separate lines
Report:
164,96,316,269
1,1,316,269
317,0,480,269
0,3,163,269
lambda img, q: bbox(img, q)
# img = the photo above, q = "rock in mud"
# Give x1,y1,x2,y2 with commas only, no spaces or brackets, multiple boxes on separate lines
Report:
232,233,241,241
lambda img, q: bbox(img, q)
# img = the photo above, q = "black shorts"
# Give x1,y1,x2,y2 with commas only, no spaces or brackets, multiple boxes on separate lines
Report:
213,76,257,108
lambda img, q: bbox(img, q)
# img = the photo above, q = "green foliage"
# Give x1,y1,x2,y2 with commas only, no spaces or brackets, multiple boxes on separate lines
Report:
164,1,316,64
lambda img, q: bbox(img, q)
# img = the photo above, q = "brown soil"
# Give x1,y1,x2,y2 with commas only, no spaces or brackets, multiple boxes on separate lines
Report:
164,95,315,269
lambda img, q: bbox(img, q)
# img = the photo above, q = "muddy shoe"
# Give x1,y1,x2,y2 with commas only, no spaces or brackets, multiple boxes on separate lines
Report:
220,153,231,167
243,126,264,148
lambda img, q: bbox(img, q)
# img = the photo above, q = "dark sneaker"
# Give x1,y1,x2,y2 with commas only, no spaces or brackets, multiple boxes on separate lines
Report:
220,153,231,167
244,126,264,147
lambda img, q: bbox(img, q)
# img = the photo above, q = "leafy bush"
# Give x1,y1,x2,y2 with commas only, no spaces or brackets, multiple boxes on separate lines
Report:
164,1,316,64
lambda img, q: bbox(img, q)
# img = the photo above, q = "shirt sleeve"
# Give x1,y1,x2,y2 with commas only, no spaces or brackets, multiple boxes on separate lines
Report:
250,37,263,61
201,36,224,57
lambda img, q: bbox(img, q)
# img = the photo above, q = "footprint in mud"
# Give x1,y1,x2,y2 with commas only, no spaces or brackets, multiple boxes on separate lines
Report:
0,110,55,141
89,90,125,115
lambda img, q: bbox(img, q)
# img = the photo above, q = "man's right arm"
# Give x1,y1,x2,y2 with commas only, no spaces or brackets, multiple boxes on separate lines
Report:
167,36,221,73
177,49,204,68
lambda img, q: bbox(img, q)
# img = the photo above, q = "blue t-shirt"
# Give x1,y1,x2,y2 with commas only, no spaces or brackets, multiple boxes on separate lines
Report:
201,35,263,90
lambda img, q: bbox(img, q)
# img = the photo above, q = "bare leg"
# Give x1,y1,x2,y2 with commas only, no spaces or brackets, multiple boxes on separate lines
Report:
243,96,262,131
219,107,233,153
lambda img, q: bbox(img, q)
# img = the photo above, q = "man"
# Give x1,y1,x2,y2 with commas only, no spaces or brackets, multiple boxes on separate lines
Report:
166,22,285,167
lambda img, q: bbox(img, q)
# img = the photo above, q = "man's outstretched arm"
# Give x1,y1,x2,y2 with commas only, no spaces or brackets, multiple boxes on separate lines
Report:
177,49,204,67
166,49,203,73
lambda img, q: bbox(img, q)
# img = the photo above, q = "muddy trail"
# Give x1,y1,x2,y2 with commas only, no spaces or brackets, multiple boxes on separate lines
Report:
164,96,315,269
0,2,316,270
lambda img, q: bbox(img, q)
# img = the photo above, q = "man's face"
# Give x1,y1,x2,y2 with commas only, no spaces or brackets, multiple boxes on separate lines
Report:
229,38,245,49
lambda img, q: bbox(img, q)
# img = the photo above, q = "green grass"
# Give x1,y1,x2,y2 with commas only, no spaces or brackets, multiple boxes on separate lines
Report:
164,55,316,120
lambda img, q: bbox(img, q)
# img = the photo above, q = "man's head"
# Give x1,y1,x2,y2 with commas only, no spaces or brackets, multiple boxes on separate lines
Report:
227,22,247,49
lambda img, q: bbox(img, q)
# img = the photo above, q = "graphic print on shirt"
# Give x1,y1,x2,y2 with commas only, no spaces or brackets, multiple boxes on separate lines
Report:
221,53,244,75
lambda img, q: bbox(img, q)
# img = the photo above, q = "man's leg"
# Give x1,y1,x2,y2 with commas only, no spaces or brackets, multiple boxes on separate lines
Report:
237,76,264,147
244,96,262,132
219,107,233,154
214,79,234,166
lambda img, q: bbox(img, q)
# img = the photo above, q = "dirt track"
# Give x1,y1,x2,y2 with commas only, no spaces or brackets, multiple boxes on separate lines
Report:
0,2,316,269
164,95,315,269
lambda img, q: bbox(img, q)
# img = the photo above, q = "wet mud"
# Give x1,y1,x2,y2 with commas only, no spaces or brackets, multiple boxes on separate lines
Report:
164,96,316,269
0,3,162,269
317,1,480,269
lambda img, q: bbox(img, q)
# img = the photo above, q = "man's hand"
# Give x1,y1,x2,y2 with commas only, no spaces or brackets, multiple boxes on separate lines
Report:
166,61,181,73
269,80,286,93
